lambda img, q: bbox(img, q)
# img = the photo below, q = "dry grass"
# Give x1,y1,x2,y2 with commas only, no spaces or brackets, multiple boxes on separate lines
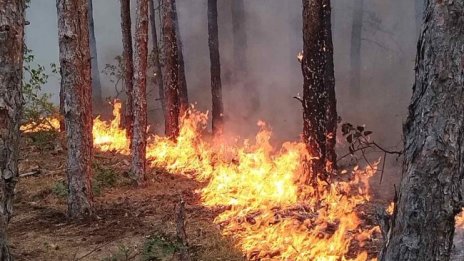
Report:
10,132,243,261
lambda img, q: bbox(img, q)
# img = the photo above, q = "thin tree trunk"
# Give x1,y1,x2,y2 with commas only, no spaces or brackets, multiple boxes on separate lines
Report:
88,0,102,107
131,0,149,185
56,0,94,218
120,0,134,140
0,0,26,258
323,0,337,170
350,0,363,96
208,0,224,137
162,0,180,138
301,0,337,182
380,1,464,260
173,2,189,116
149,0,165,117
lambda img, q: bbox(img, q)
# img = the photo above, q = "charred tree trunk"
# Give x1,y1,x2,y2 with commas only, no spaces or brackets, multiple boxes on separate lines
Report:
162,0,180,138
88,0,102,107
301,0,337,182
208,0,224,137
120,0,134,139
57,0,94,218
131,0,149,185
350,0,363,96
0,0,26,258
174,5,189,117
149,0,165,117
323,0,337,170
380,1,464,260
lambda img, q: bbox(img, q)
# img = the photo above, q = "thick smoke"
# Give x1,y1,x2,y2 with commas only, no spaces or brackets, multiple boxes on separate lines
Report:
26,0,417,190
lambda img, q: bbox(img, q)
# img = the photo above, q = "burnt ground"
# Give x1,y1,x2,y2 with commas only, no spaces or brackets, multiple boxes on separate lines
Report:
13,130,453,261
11,131,243,261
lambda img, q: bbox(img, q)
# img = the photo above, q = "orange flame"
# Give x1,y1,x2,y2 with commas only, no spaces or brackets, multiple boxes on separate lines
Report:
21,101,379,260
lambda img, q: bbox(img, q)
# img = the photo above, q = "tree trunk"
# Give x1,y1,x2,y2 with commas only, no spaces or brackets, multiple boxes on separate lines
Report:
323,0,337,170
88,0,102,107
162,0,180,138
173,2,189,117
131,0,149,185
380,1,464,260
301,0,337,182
350,0,363,96
0,0,26,258
120,0,134,140
56,0,94,218
208,0,224,137
149,0,165,117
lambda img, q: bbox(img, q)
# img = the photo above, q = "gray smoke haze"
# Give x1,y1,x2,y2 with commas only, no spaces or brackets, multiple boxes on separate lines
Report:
25,0,417,187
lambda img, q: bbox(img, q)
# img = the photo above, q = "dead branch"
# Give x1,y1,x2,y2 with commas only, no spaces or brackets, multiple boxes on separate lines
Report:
293,96,303,105
19,170,41,178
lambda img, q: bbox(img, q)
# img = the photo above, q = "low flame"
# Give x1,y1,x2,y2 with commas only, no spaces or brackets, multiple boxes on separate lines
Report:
22,101,379,260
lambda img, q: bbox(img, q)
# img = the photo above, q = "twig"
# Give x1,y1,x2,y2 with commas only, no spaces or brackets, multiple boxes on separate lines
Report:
19,170,41,178
379,152,387,184
74,240,115,260
293,96,303,104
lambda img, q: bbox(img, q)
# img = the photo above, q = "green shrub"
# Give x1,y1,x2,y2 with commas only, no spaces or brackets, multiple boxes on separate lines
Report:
51,181,68,198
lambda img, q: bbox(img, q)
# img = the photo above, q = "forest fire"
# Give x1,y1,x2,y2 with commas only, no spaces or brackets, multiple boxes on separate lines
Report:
21,101,380,260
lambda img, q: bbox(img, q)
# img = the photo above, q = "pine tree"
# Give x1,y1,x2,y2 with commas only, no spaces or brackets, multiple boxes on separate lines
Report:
0,0,26,258
57,0,94,218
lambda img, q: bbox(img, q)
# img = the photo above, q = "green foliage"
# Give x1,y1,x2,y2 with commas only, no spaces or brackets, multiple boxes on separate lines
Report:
29,130,58,149
341,122,373,155
92,164,118,196
102,55,125,97
101,245,132,261
142,235,180,261
22,47,57,123
51,180,68,198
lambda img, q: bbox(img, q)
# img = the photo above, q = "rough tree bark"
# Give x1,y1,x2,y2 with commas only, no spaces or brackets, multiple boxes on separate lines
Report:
56,0,94,218
131,0,149,185
380,1,464,260
149,0,165,117
162,0,180,138
301,0,337,182
0,0,26,258
208,0,224,137
350,0,363,96
323,0,337,170
88,0,102,106
174,4,189,116
120,0,134,140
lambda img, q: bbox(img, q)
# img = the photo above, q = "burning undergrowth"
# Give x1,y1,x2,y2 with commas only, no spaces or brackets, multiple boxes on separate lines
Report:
22,101,381,260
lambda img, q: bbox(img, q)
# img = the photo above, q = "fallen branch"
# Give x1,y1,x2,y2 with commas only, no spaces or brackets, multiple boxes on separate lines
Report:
19,169,41,178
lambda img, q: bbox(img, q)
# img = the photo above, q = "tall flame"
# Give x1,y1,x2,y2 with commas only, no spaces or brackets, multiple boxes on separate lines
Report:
22,101,379,260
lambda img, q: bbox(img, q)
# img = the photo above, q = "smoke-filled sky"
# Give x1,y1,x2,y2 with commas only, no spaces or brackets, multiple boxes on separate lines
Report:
25,0,417,149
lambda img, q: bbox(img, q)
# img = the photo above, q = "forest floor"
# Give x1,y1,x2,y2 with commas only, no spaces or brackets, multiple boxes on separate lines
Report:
11,130,464,261
10,131,243,261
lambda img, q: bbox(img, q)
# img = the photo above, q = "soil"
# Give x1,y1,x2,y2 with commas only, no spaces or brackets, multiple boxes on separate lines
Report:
10,132,243,261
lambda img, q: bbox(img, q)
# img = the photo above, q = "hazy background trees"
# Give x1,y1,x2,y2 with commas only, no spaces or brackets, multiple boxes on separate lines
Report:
25,0,418,193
